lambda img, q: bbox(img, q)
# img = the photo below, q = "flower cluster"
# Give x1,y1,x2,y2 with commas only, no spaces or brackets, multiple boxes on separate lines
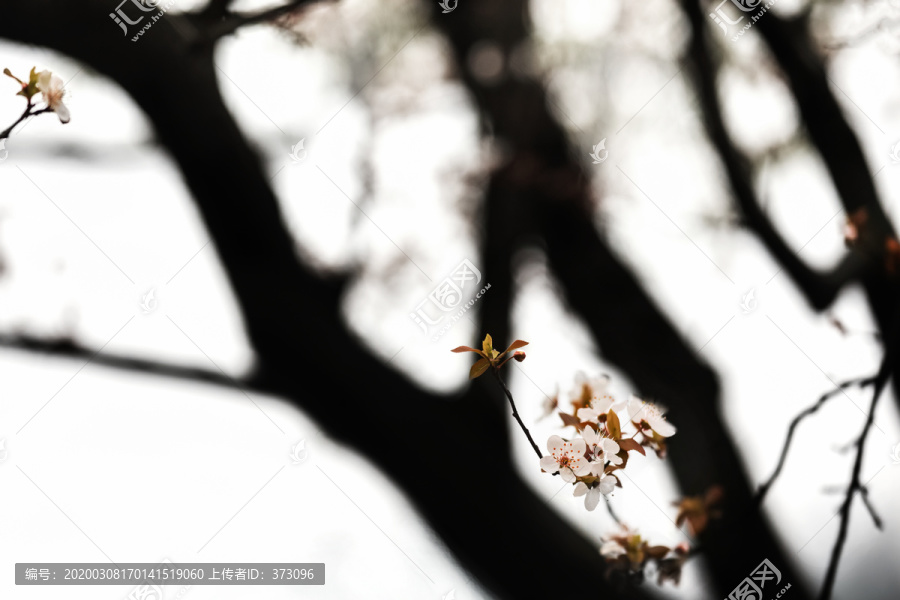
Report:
541,375,676,510
600,526,690,587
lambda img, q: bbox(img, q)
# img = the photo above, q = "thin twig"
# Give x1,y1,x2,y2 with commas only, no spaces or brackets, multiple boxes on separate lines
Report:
819,354,891,600
604,497,622,525
492,368,542,459
755,376,876,506
0,102,49,140
859,486,884,531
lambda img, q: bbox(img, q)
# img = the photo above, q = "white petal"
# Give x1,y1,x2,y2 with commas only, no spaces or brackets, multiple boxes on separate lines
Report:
581,426,599,446
590,461,606,476
627,396,644,420
573,462,592,477
569,438,586,455
607,453,623,466
547,435,565,453
54,102,70,124
576,407,597,422
573,481,588,497
584,487,601,511
598,475,616,495
539,456,558,473
650,416,676,437
560,467,576,483
36,70,52,92
593,395,614,413
602,439,620,455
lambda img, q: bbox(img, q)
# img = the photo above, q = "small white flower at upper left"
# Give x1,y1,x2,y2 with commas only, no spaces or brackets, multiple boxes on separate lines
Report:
36,71,70,124
540,435,590,483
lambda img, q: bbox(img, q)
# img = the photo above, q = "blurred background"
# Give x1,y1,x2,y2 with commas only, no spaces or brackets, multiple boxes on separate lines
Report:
2,0,900,598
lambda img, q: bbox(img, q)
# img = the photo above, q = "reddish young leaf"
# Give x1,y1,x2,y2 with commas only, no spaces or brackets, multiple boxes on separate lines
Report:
503,339,529,354
451,345,481,354
617,437,646,456
469,357,491,379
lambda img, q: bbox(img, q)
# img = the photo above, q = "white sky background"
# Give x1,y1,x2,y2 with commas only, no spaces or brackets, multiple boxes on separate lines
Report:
2,0,900,598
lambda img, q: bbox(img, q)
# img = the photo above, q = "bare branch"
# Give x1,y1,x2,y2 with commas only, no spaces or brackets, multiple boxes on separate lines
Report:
680,0,862,311
819,353,892,600
0,333,261,393
754,376,876,506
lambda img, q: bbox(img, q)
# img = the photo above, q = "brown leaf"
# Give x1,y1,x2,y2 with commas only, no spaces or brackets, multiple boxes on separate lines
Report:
503,339,529,354
617,437,646,456
559,412,582,429
607,408,622,440
469,357,491,379
451,345,481,354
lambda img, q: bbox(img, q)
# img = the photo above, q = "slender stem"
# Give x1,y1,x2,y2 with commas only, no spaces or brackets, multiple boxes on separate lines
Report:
604,497,622,525
492,368,542,459
1,101,33,140
1,103,52,140
755,376,875,506
819,355,891,600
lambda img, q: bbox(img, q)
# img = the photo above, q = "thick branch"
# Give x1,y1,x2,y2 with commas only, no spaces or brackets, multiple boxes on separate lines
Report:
0,4,652,598
429,1,813,597
679,0,861,311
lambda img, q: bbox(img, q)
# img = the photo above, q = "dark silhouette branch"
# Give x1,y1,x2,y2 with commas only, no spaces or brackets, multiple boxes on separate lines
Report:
429,1,813,597
679,0,863,312
754,376,876,507
0,333,259,393
0,4,655,598
198,0,324,43
819,353,892,600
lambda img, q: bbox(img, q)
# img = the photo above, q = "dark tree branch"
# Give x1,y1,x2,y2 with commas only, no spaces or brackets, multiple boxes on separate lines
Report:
819,352,892,600
754,376,876,507
429,1,812,597
0,333,260,393
0,4,654,598
199,0,323,43
679,0,863,311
